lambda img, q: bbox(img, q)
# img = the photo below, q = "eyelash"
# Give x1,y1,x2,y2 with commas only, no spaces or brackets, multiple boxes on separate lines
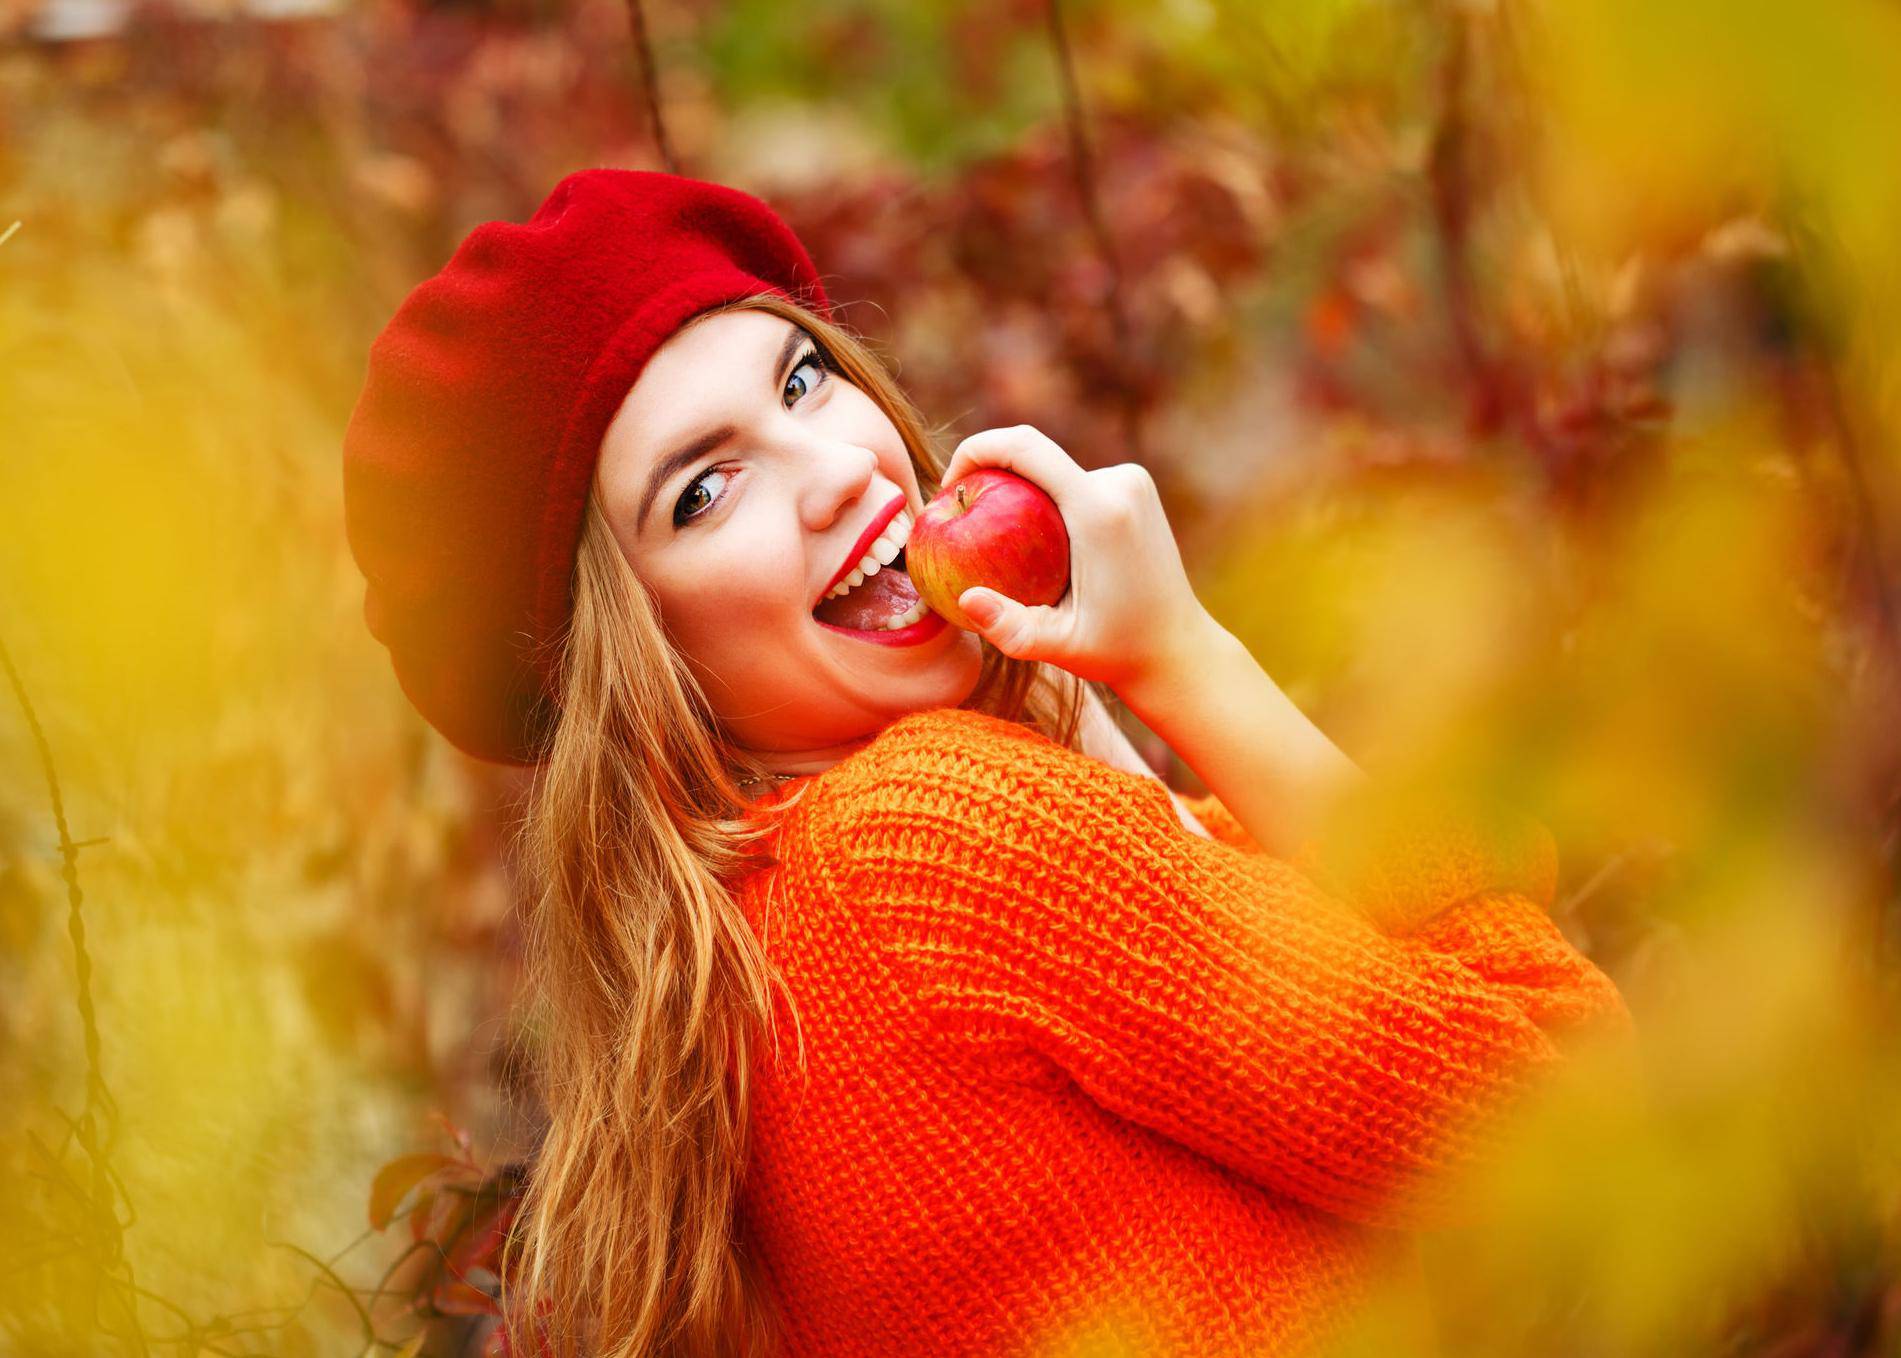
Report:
672,344,832,529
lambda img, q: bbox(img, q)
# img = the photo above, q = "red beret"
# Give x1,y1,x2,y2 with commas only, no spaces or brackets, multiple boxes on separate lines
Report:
341,169,836,765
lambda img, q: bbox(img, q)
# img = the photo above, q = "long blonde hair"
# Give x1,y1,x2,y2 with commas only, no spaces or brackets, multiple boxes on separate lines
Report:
500,293,1090,1357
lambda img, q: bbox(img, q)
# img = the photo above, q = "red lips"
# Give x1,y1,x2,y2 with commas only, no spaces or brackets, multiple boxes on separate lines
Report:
815,494,908,609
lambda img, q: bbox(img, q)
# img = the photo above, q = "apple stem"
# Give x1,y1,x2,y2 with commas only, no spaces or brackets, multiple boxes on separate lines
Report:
956,485,968,514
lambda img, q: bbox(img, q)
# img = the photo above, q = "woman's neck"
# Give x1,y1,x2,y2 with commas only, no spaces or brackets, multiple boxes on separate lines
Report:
745,733,878,781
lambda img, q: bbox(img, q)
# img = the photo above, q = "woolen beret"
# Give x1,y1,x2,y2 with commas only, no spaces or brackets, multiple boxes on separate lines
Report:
341,168,836,765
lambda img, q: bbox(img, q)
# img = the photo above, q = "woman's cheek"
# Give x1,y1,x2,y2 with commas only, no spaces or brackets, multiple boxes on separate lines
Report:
705,611,801,725
649,550,759,642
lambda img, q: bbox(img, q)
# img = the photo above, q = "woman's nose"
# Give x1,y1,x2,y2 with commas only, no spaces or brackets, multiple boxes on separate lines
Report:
802,440,882,533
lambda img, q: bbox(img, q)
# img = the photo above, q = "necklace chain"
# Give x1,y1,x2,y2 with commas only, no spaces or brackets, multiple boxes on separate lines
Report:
735,772,800,789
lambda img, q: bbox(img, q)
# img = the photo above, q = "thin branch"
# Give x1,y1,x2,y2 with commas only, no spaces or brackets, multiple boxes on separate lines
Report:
0,637,108,1119
1555,849,1638,920
1812,333,1901,976
270,1241,381,1349
1426,9,1507,440
326,1221,385,1270
1813,332,1901,682
4,638,404,1351
1045,0,1147,465
1,631,149,1356
373,1236,448,1303
1781,209,1901,975
625,0,679,175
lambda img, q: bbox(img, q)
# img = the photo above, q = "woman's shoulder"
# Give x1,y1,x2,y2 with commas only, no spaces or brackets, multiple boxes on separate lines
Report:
874,703,1044,749
794,705,1186,861
847,704,1054,772
831,704,1143,793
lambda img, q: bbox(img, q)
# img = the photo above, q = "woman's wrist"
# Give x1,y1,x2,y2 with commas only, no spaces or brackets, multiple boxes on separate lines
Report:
1114,617,1366,860
1111,607,1240,735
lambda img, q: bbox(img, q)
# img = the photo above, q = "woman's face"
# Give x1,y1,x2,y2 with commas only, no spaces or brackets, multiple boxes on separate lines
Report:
595,308,984,759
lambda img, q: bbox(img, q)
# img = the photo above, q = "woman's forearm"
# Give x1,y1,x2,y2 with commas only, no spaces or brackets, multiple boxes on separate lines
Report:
1113,617,1367,860
938,425,1354,854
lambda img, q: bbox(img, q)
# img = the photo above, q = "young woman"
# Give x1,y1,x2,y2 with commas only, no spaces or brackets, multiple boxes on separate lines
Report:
343,169,1632,1358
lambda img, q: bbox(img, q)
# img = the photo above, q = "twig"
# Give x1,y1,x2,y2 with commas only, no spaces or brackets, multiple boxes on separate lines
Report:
5,632,397,1352
1,631,149,1355
1426,9,1505,440
270,1241,383,1349
1781,210,1901,975
1811,326,1901,681
1554,853,1625,920
0,639,110,1121
371,1236,446,1305
1813,340,1901,974
1045,0,1147,466
624,0,679,175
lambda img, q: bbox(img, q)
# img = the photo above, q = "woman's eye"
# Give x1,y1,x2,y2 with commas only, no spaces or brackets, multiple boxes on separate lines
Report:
785,348,827,404
672,344,821,524
673,466,730,527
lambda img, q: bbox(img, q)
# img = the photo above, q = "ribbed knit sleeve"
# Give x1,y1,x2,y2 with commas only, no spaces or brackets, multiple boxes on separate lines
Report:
816,707,1634,1234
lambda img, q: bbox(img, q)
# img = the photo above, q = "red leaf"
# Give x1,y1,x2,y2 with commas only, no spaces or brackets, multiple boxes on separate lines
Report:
432,1274,500,1317
1305,289,1358,359
420,1189,473,1252
482,1317,556,1358
448,1195,520,1273
408,1188,438,1245
369,1152,461,1230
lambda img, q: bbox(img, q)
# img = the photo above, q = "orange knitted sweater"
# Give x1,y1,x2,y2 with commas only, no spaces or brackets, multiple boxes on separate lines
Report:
733,706,1633,1357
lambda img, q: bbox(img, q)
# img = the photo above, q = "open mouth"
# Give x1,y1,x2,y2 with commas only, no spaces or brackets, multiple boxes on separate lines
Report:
811,511,935,634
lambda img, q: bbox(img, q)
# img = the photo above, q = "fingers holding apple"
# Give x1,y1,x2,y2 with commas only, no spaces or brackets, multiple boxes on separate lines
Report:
938,424,1094,508
913,425,1217,694
906,468,1070,631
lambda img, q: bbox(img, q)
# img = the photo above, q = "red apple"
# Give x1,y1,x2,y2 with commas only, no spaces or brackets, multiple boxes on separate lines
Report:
906,468,1070,632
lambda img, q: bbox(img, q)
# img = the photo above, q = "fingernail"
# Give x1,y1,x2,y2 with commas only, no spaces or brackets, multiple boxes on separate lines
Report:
961,591,999,628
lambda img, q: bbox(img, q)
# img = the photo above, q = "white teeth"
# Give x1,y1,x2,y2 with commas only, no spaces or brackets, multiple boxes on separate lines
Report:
878,601,929,631
822,511,914,603
826,567,867,599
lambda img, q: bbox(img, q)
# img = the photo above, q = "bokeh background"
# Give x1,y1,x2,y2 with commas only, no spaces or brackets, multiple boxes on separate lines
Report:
5,0,1901,1353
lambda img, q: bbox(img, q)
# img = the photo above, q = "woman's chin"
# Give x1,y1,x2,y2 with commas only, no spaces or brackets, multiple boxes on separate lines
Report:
719,633,984,752
845,621,982,700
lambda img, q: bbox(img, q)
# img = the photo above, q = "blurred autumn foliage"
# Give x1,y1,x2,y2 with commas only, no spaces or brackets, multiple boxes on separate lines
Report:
4,0,1901,1353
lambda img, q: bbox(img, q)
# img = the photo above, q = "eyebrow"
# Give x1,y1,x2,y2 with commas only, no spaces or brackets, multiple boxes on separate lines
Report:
637,324,811,535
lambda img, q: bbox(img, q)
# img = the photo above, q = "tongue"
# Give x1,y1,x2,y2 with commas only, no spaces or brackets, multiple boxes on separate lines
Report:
813,561,922,630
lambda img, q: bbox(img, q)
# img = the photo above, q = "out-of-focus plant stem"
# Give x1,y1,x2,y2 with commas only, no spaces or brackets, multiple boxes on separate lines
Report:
0,632,146,1356
625,0,679,175
1045,0,1146,468
1428,8,1505,443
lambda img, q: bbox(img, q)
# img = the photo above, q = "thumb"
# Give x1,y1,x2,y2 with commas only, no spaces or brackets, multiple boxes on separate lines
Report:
958,587,1039,658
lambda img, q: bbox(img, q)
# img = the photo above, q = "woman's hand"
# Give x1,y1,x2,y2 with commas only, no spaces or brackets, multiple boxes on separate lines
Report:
941,426,1357,858
937,425,1221,695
